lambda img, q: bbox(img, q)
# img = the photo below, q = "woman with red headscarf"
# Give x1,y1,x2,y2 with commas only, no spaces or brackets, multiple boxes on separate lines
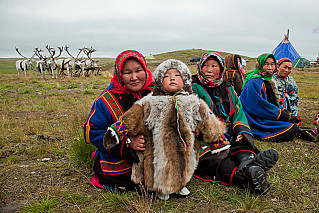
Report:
84,50,154,191
273,58,301,122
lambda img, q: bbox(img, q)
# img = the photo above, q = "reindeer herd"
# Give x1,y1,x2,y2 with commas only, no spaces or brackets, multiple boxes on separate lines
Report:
15,46,101,79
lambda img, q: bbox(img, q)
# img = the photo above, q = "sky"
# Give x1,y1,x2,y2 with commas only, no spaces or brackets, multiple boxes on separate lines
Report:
1,0,318,60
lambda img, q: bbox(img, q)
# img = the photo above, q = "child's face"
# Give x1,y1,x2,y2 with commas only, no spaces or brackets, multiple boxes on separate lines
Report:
201,59,221,81
262,57,276,76
162,68,184,93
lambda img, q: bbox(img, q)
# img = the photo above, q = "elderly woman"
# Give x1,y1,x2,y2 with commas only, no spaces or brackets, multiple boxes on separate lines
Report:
223,54,246,95
192,52,278,195
83,50,154,191
240,53,315,142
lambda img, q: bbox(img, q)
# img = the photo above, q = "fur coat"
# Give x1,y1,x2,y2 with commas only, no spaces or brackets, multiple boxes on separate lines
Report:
103,93,226,194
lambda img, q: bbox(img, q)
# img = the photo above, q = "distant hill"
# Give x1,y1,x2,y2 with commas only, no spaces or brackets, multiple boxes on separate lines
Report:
146,49,256,73
153,49,253,60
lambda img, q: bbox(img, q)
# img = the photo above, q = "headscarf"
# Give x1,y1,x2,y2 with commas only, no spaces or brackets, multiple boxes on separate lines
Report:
153,59,192,95
242,53,276,88
277,57,292,67
109,50,154,98
197,52,225,87
224,54,245,82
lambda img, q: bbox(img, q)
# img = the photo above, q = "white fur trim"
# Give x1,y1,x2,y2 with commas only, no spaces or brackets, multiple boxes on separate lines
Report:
107,127,120,145
126,137,132,144
210,144,230,154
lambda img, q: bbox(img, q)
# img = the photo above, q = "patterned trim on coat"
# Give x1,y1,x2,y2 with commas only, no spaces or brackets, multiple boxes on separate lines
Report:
100,160,132,175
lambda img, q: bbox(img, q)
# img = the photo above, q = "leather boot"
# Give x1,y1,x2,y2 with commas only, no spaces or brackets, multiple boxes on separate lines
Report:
236,149,279,172
233,165,271,195
232,149,279,195
297,127,316,142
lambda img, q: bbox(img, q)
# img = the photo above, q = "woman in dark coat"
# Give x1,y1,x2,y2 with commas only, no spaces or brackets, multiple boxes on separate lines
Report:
192,52,279,195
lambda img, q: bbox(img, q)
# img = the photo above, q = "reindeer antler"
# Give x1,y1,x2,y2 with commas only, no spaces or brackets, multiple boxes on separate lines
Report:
77,48,84,59
65,45,77,59
53,46,63,59
83,47,96,60
15,47,28,59
45,45,56,58
34,48,44,59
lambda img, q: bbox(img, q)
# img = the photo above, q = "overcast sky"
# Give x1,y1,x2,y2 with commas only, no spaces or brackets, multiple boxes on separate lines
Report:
1,0,318,59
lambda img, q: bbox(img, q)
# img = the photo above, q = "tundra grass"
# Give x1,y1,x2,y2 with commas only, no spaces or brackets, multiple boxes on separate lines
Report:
0,53,318,212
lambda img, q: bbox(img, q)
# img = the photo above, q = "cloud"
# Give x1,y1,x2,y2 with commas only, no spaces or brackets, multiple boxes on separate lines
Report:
1,0,318,59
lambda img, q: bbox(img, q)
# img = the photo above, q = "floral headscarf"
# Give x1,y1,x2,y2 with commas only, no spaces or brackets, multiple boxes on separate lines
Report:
110,50,154,98
197,52,225,87
242,53,276,88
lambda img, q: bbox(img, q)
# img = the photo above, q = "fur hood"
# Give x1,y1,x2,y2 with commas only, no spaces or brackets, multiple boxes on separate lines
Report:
153,59,192,95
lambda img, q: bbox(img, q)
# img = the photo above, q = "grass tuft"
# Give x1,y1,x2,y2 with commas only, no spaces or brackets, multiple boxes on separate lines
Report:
83,89,94,95
22,196,59,213
70,137,96,169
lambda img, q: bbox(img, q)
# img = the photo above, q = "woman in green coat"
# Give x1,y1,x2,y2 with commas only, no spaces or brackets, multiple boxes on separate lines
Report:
192,52,278,195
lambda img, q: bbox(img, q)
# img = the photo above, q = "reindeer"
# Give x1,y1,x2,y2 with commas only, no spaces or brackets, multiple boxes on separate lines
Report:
80,47,101,77
56,46,83,78
34,47,49,79
15,47,36,77
45,45,63,78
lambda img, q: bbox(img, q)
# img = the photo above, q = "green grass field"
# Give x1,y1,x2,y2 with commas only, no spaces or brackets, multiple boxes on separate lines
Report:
0,50,318,212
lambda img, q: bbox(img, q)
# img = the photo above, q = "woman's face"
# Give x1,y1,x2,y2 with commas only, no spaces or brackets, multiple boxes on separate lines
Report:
122,59,146,92
201,59,221,81
277,61,293,78
262,57,276,76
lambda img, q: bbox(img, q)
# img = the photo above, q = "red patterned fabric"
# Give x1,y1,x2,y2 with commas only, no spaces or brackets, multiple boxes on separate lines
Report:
277,58,292,67
100,160,132,175
109,50,154,99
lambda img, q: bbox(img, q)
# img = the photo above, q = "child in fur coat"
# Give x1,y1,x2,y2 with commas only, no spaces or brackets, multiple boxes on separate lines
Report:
103,59,226,200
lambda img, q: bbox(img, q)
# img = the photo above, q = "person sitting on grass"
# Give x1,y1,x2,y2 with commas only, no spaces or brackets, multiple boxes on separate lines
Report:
240,53,316,142
83,50,154,192
104,59,226,200
192,52,279,195
223,54,246,95
273,58,301,124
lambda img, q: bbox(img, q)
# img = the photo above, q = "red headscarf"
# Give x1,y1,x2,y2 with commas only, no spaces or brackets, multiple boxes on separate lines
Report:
277,58,292,67
277,58,293,78
109,50,154,98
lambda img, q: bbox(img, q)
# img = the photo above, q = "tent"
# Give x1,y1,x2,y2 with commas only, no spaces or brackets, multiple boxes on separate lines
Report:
272,30,301,62
293,58,310,68
145,54,155,60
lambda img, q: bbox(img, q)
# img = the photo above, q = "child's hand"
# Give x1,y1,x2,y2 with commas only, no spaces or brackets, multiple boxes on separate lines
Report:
130,135,146,151
236,134,243,142
194,127,200,137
